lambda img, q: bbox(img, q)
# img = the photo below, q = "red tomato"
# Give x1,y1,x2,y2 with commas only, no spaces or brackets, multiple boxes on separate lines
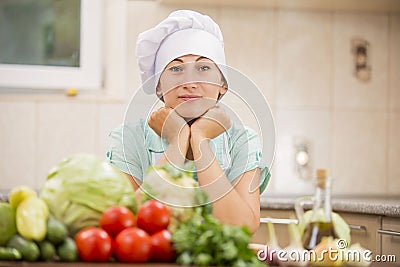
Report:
74,227,112,262
114,227,152,263
100,206,136,237
137,200,170,234
151,229,176,262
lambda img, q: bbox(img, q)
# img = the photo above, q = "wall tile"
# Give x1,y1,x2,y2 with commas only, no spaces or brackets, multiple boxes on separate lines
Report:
97,103,127,157
103,0,128,99
388,112,400,195
332,111,387,195
0,102,36,190
271,108,332,195
333,13,389,110
127,2,173,98
36,102,97,188
0,6,396,198
389,15,400,111
218,8,275,106
275,10,332,108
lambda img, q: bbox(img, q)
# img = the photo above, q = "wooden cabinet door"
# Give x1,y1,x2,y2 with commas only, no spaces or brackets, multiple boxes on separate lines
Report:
380,217,400,260
252,209,296,247
338,212,381,255
254,209,385,257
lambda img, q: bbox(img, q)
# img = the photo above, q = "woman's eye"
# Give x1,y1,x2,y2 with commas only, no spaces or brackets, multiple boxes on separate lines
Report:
168,66,182,72
199,65,211,71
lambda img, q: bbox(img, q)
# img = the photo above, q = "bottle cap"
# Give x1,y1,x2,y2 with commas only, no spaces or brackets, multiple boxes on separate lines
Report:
316,169,328,178
316,169,329,188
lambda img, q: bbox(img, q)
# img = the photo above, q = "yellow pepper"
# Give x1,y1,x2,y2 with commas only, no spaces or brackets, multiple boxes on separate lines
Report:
16,196,49,242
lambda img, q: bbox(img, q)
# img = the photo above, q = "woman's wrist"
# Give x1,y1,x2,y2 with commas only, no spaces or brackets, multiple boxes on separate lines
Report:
168,124,190,144
163,138,189,168
190,132,208,148
190,132,211,163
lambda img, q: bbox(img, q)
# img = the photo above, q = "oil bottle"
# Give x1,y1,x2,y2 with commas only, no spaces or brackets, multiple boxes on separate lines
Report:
301,169,338,250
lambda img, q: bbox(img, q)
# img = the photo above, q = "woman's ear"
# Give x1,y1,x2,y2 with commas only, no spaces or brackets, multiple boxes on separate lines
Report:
219,76,228,95
156,84,164,102
219,81,228,96
219,85,227,95
217,77,228,101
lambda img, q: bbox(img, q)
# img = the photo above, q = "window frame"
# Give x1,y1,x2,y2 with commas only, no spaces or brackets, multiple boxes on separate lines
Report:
0,0,103,90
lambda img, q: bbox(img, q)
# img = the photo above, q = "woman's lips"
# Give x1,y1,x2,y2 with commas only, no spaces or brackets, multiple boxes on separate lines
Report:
178,95,202,101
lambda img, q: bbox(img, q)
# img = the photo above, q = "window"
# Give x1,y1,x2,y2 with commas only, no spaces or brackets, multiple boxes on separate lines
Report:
0,0,103,90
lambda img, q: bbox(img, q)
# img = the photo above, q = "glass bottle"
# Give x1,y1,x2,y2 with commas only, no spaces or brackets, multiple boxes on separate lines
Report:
297,169,338,250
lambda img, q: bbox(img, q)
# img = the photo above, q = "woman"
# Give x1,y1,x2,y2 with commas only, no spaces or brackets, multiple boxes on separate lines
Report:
107,10,270,233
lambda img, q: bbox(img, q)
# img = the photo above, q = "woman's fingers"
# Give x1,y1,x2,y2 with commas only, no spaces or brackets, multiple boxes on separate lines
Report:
191,107,231,139
148,108,189,142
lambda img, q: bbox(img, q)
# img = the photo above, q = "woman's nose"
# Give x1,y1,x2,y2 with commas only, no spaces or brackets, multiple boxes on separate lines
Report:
182,81,198,90
181,67,198,86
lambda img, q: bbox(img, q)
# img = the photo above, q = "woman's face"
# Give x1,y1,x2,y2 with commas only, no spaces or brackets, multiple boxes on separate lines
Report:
158,54,227,119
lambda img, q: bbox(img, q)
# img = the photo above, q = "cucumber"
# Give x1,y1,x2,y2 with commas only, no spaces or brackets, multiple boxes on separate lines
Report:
6,235,40,262
38,240,56,261
57,237,78,262
46,217,68,245
0,247,22,261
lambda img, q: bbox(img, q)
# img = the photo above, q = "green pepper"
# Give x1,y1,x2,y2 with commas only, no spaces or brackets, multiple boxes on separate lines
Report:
16,197,49,242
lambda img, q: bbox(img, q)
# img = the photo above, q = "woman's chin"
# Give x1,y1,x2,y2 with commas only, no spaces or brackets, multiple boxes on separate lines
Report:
175,106,208,120
176,110,204,120
174,99,215,119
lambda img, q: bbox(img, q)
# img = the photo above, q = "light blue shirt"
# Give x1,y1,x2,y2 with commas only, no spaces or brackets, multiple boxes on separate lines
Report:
106,119,270,193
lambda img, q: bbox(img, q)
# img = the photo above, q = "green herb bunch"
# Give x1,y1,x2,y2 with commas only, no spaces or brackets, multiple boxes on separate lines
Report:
171,210,266,267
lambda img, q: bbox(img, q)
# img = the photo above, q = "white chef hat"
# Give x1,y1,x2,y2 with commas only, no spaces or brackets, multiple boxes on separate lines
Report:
136,10,227,94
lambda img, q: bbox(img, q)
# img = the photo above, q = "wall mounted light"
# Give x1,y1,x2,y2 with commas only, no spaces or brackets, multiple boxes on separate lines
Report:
294,137,312,180
351,38,371,82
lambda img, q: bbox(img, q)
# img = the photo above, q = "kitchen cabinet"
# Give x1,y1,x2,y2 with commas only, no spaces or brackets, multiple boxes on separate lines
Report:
336,212,382,255
254,209,384,256
380,216,400,259
252,209,296,247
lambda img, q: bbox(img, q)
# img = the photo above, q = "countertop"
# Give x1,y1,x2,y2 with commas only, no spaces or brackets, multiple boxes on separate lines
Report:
2,191,399,217
260,195,400,217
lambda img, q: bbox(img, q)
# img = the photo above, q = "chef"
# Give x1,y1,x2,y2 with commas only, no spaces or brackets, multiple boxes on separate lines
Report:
107,10,270,233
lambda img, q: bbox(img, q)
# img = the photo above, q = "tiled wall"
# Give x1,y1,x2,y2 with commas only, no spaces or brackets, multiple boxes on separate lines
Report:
0,1,399,197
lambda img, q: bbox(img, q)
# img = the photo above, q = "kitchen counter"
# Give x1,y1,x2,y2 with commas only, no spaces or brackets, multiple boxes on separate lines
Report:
261,195,400,217
2,191,399,216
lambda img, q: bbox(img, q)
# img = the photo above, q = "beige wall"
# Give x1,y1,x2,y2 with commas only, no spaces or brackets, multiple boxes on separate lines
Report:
0,1,399,197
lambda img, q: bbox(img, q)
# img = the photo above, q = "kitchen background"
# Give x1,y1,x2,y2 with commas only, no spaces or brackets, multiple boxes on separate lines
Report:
0,0,399,199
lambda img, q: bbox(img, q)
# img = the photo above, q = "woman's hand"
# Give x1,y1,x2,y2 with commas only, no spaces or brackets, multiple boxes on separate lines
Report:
148,107,190,144
190,106,231,141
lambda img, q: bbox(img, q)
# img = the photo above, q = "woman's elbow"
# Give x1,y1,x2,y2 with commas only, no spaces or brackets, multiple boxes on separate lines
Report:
247,216,260,234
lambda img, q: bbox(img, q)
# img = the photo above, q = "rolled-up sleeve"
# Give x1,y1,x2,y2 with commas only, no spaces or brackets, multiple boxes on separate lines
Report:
227,127,270,193
106,122,147,181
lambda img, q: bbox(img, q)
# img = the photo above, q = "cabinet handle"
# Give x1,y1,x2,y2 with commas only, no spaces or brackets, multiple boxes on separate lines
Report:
260,218,299,224
349,224,367,231
377,229,400,237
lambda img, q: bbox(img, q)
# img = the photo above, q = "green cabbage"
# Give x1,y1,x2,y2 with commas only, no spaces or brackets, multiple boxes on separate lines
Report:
141,162,212,231
40,154,136,236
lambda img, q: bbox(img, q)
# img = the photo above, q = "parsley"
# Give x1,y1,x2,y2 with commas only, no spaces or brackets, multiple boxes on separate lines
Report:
172,212,267,267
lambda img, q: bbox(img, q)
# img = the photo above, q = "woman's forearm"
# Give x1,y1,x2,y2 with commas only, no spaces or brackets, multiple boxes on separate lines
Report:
156,134,190,168
155,125,190,168
191,136,260,233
